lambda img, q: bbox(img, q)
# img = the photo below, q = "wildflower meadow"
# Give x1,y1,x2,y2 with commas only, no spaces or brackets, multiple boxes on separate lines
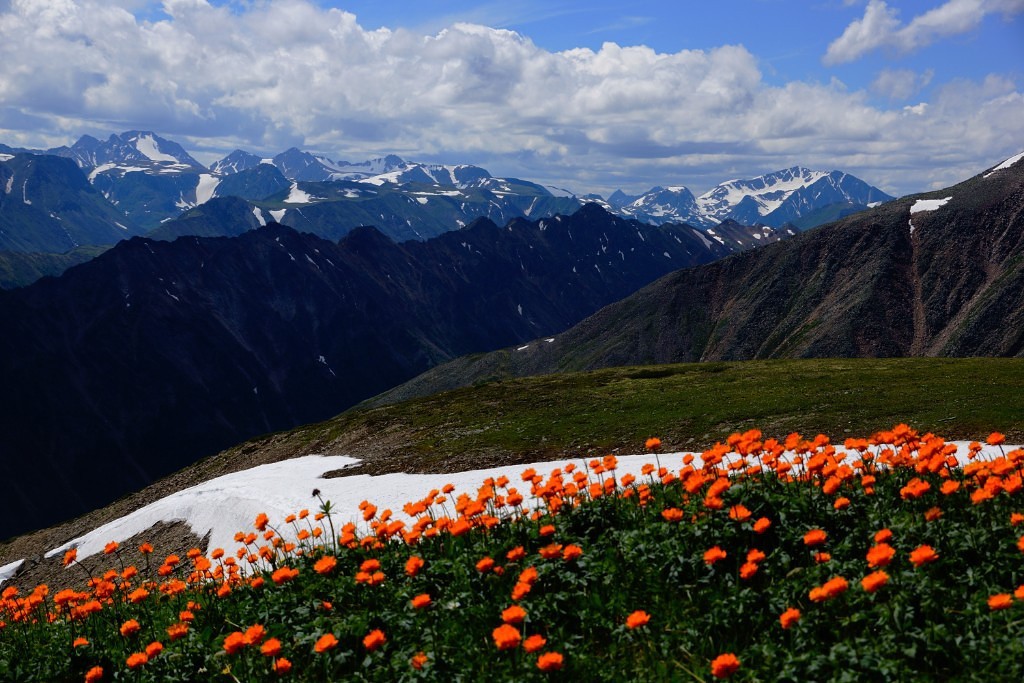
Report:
3,425,1024,681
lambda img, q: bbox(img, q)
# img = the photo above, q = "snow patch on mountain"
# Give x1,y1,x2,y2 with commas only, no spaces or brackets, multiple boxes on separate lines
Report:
194,174,220,205
984,151,1024,178
910,197,952,213
284,182,317,203
134,133,179,163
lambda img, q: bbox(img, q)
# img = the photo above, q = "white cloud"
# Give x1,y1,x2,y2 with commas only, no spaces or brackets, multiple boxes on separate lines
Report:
825,0,1024,65
0,0,1019,197
871,68,935,100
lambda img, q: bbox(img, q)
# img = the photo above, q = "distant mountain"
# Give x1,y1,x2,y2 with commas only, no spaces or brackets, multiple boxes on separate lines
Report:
0,204,765,539
0,154,146,252
49,131,207,174
602,167,893,230
372,153,1024,405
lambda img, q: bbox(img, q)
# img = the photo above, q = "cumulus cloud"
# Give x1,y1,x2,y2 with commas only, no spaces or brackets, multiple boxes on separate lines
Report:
824,0,1024,65
871,68,935,100
0,0,1020,197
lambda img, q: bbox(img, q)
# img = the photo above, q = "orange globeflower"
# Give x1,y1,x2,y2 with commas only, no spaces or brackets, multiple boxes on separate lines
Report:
411,652,429,670
126,653,148,669
739,562,759,580
223,632,247,655
866,543,896,568
167,623,189,641
626,610,650,629
537,652,564,671
988,593,1013,610
411,593,432,610
405,555,425,577
84,666,103,683
803,529,827,547
120,619,141,637
145,641,163,658
874,528,893,544
861,570,890,593
492,624,522,650
363,629,386,651
507,547,526,562
562,544,584,561
703,546,727,565
73,637,89,648
261,638,282,657
779,607,800,629
753,517,771,534
645,437,662,450
728,505,751,522
244,624,267,646
271,567,299,584
710,653,741,679
476,557,496,573
909,545,939,567
62,548,77,567
313,556,337,575
661,508,684,523
273,657,292,675
988,432,1006,446
502,605,527,624
254,512,270,531
314,633,339,654
523,634,547,653
104,541,119,555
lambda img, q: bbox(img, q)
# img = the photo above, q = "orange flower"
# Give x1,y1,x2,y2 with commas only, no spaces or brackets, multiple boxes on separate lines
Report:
125,653,148,670
223,631,247,654
244,624,267,646
988,593,1013,610
254,512,270,531
703,546,727,565
360,558,381,572
502,605,527,624
924,506,943,522
909,545,939,567
511,582,532,601
314,633,338,654
753,517,771,534
779,607,800,629
167,623,188,641
746,548,766,563
73,637,89,648
562,544,583,561
645,437,661,450
120,619,141,637
493,623,522,650
271,567,299,584
363,629,386,651
988,432,1006,446
127,588,149,604
313,556,337,575
405,555,424,577
84,666,103,683
874,528,893,543
833,497,851,510
145,641,163,658
411,593,432,610
523,634,547,653
104,541,119,555
739,562,759,580
814,552,831,564
802,529,827,547
661,508,684,523
62,549,77,567
506,546,526,562
626,610,650,629
866,543,895,568
710,653,741,679
728,504,751,522
539,524,556,537
261,638,282,657
411,652,429,670
861,570,890,593
537,652,564,671
273,657,292,675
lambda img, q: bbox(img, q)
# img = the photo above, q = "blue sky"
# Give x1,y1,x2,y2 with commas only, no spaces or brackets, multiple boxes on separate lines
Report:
0,0,1021,196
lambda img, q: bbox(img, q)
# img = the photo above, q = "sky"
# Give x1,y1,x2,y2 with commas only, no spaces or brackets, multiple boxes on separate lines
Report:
0,1,1022,197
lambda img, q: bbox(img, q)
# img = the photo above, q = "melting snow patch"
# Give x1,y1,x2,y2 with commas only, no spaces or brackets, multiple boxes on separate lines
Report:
984,151,1024,178
253,207,267,226
269,209,287,223
517,344,530,351
194,174,220,205
545,338,555,343
0,559,23,586
135,134,178,163
284,183,316,203
38,442,1012,566
910,197,952,213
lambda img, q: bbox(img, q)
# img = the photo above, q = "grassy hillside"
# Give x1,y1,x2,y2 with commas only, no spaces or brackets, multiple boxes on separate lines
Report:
238,357,1024,476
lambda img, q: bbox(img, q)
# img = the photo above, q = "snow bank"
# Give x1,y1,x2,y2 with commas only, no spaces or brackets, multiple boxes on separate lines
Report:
984,151,1024,178
910,197,952,213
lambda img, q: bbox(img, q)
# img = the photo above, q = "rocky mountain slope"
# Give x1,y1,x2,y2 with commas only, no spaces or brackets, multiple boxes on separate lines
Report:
369,153,1024,406
0,204,758,540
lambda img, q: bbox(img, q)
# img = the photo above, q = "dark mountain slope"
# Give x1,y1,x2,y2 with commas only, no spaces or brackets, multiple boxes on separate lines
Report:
369,158,1024,406
0,205,742,539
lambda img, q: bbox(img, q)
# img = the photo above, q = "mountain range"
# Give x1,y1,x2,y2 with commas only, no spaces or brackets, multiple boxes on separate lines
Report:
0,131,891,277
0,203,768,540
368,153,1024,408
